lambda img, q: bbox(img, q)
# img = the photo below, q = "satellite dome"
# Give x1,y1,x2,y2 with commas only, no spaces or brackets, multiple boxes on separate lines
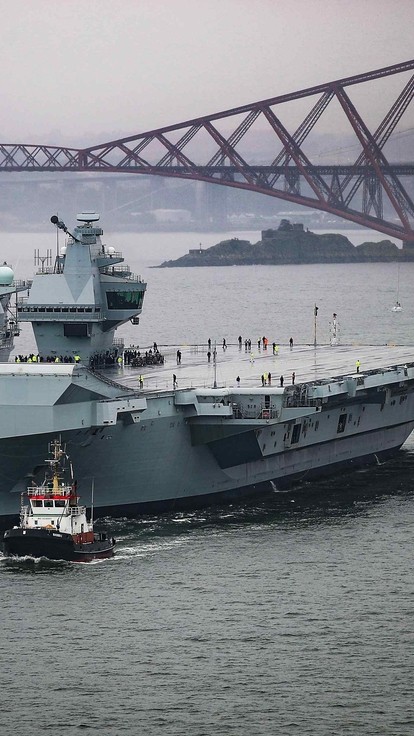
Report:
107,246,115,255
60,245,67,255
0,264,14,286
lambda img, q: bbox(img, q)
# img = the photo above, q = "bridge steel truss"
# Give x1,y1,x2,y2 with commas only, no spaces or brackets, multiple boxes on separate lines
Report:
1,59,414,242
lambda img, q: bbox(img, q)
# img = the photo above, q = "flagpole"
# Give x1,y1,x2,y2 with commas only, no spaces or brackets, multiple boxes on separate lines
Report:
313,304,318,348
213,341,217,388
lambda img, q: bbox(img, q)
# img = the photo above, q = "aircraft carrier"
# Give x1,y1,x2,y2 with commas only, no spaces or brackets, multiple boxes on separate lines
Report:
1,212,414,523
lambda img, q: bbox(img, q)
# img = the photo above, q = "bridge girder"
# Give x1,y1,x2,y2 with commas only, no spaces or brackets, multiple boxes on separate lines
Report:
1,58,414,242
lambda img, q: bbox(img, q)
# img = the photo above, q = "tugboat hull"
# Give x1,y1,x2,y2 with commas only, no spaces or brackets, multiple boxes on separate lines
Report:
3,527,115,562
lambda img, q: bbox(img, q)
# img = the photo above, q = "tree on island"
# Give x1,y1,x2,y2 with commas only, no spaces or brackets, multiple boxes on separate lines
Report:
278,219,294,231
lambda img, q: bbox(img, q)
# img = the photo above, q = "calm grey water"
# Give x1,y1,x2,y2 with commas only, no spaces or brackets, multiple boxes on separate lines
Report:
1,227,413,350
1,227,414,736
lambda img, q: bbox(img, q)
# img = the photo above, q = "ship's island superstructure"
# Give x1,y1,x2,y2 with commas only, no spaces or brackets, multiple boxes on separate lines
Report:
17,213,146,365
1,212,414,523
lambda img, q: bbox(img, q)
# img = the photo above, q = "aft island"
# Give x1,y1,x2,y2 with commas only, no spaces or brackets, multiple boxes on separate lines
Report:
157,219,413,267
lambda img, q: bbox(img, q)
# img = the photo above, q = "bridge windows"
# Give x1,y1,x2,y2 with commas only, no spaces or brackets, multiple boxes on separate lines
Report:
106,290,144,310
19,305,97,315
31,499,67,508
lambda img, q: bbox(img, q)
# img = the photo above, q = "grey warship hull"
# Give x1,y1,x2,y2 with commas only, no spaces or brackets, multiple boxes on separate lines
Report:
0,419,410,524
1,343,414,523
1,213,414,523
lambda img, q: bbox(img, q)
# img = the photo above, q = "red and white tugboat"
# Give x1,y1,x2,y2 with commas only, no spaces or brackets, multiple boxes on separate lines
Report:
3,438,115,562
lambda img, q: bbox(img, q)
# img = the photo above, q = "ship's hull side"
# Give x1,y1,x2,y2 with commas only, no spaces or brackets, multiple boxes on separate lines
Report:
2,359,414,521
0,411,413,524
23,442,405,519
3,527,115,561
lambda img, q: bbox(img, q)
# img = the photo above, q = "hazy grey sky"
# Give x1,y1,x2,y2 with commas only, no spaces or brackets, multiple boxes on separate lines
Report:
0,0,413,146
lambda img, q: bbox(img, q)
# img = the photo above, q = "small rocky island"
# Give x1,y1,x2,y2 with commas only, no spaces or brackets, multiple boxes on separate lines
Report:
157,219,410,267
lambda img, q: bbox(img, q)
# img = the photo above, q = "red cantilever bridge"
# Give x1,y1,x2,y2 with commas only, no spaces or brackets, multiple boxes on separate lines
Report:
1,59,414,243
